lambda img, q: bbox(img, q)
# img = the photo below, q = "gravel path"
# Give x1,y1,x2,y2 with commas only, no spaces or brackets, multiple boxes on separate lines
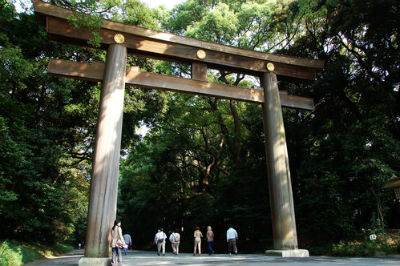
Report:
24,249,400,266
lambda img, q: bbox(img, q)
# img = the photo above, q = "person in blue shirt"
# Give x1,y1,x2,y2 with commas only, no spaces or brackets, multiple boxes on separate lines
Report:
226,225,238,255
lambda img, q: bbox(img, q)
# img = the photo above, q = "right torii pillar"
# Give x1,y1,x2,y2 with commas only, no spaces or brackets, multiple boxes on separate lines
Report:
261,70,309,257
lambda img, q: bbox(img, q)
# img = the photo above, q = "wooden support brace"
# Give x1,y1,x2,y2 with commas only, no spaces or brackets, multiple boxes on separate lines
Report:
47,59,315,110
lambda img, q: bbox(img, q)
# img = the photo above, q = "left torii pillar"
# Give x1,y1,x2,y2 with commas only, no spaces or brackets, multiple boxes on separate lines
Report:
80,40,127,266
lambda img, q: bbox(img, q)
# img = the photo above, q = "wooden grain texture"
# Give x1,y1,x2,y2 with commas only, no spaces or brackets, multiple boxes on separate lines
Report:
261,72,299,250
85,44,127,258
48,59,314,110
191,62,208,81
33,1,324,68
33,1,324,80
45,16,318,80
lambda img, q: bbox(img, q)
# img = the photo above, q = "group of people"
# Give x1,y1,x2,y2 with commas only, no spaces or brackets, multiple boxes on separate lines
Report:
154,225,238,256
109,219,239,266
154,228,180,255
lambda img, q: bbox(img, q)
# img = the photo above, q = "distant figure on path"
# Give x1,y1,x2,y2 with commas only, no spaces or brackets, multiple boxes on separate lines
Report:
169,229,181,255
155,228,167,256
111,220,126,266
206,226,214,255
193,226,203,256
226,225,238,255
123,233,132,255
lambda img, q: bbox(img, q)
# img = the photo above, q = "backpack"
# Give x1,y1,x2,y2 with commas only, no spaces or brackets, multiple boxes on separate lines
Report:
156,232,165,243
174,234,180,242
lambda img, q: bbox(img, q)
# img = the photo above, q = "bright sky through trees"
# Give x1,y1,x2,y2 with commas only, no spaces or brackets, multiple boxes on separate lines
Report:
12,0,186,13
140,0,186,9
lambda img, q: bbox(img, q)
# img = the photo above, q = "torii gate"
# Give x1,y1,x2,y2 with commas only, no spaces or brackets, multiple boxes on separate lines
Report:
34,1,324,264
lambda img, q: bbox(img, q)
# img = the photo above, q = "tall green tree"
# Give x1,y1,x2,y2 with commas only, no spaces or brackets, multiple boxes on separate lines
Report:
119,0,400,253
0,0,162,243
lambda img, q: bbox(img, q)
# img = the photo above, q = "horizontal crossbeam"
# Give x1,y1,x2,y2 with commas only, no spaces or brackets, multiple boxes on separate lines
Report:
47,59,314,110
34,1,324,80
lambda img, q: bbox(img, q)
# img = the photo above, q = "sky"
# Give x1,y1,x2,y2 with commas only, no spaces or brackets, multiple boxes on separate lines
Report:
13,0,187,12
12,0,185,12
140,0,186,9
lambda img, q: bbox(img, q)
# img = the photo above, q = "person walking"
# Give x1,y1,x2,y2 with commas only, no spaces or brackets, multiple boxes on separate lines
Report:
206,226,214,255
155,228,167,256
111,220,126,266
123,233,132,255
169,229,181,255
193,226,203,256
226,225,238,255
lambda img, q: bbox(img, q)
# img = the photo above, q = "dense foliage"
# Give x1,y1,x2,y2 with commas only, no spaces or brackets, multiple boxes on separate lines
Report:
1,0,399,254
0,0,162,244
0,240,73,266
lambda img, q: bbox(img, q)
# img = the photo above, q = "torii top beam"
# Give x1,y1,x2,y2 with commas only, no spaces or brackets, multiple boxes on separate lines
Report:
33,1,324,81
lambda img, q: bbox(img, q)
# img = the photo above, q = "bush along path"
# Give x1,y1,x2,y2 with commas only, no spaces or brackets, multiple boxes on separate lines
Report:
0,240,74,266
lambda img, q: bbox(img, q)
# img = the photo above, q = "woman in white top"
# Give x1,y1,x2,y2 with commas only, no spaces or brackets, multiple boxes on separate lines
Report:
193,226,203,256
111,220,126,266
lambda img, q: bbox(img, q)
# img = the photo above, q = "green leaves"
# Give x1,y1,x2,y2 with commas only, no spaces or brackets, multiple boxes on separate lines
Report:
1,0,398,253
186,3,238,44
117,0,400,252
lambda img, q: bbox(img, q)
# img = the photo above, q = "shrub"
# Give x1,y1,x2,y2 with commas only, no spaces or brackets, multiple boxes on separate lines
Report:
0,240,73,266
331,233,399,257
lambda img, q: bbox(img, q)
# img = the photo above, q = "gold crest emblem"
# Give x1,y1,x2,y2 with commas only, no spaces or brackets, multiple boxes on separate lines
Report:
267,62,275,72
196,49,206,59
114,33,125,44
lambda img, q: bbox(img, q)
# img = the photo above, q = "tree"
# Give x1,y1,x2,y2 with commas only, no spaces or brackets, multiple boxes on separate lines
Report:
119,0,400,253
0,0,167,244
2,0,398,253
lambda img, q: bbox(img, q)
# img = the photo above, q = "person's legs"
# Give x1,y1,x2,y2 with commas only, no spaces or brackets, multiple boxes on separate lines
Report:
117,247,122,263
161,240,165,255
194,240,201,255
232,239,237,254
174,243,179,254
171,243,175,254
207,241,213,254
198,241,201,255
228,239,232,254
157,242,161,255
111,247,118,266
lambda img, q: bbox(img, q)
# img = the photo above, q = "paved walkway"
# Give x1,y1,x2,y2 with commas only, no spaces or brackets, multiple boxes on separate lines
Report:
25,250,400,266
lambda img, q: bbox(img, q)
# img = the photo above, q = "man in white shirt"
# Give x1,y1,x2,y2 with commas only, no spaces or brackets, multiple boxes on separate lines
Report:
169,229,181,255
226,225,238,255
155,228,167,256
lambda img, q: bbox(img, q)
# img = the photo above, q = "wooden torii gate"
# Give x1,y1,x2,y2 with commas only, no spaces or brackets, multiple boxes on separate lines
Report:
34,1,324,264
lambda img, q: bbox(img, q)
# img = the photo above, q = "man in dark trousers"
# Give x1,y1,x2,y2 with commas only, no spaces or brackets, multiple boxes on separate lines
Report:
226,225,238,255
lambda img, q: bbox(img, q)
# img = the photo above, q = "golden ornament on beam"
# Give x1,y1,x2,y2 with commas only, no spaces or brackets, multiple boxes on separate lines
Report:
114,33,125,44
196,49,206,59
267,62,275,72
